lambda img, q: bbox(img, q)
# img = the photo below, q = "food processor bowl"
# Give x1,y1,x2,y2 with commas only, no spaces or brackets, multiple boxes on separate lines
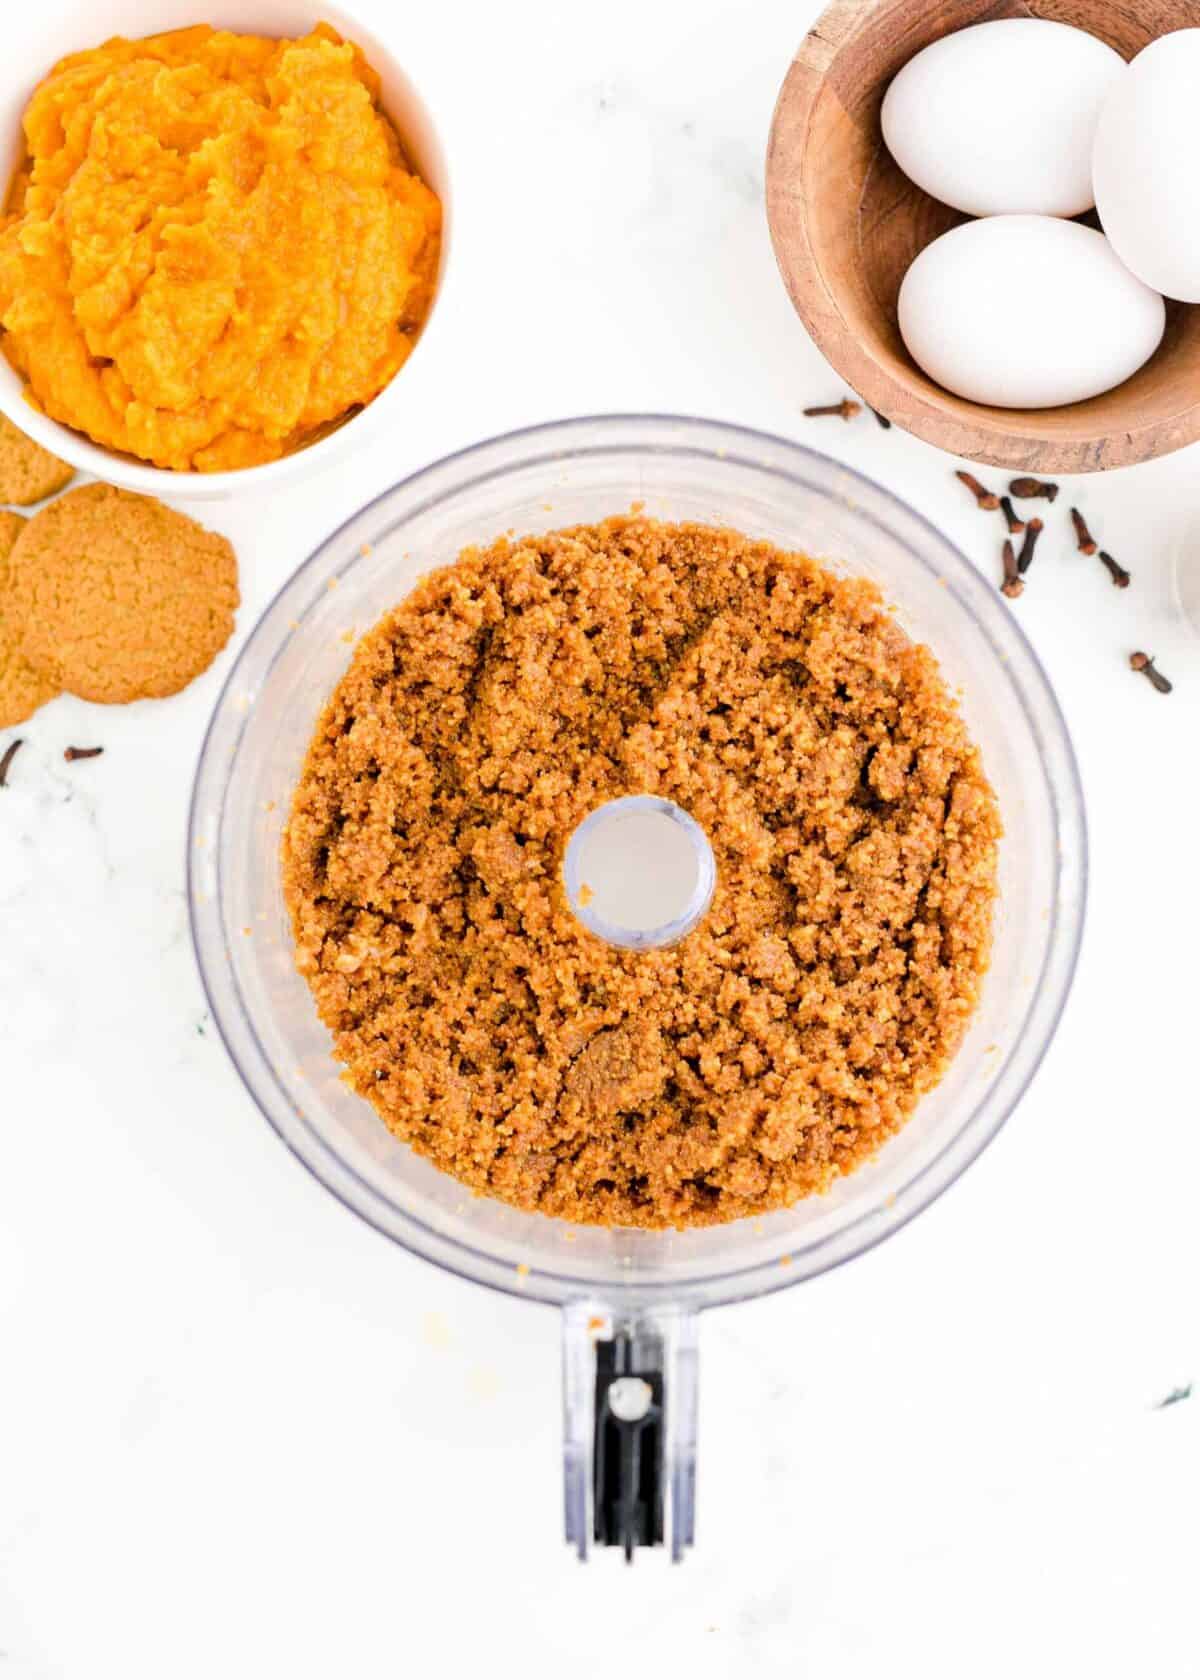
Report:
188,416,1087,1558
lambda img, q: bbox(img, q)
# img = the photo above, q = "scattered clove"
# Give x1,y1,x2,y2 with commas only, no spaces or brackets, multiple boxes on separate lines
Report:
999,495,1025,535
804,398,861,421
1130,651,1172,693
1000,538,1024,599
1009,476,1059,503
956,470,1000,511
64,745,104,762
0,737,23,788
1016,516,1044,575
868,405,892,429
1070,507,1097,555
1098,550,1131,589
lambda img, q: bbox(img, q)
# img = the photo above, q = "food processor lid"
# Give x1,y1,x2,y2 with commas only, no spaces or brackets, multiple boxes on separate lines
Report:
189,414,1086,1314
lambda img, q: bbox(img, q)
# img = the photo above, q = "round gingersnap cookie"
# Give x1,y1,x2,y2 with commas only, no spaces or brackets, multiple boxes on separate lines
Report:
0,508,61,727
8,484,239,704
0,413,75,506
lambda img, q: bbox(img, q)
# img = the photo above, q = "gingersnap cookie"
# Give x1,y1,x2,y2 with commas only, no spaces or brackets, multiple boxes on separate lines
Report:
0,413,75,505
7,484,239,704
0,509,61,727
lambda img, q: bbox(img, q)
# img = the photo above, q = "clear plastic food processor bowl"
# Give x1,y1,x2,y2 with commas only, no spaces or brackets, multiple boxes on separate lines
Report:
189,417,1087,1560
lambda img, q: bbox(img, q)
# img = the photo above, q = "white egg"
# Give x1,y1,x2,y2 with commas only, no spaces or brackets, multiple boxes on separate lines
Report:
898,217,1164,409
1093,30,1200,303
882,19,1124,218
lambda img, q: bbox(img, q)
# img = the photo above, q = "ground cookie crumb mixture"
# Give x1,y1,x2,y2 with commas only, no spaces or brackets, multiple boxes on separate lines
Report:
283,518,1000,1230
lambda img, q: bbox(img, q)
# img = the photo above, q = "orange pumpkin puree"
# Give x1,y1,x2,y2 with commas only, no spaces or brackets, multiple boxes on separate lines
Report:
0,24,441,471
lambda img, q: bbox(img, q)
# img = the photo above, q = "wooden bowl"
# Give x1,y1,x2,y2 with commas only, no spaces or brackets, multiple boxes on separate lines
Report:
766,0,1198,473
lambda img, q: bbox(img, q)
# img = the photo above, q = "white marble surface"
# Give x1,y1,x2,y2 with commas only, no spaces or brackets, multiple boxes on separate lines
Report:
2,0,1199,1673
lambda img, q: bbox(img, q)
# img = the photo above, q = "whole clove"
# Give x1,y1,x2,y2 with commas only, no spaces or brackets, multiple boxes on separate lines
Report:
1070,507,1097,555
999,495,1025,535
956,470,1000,511
868,406,892,429
804,398,861,421
1000,538,1024,599
1130,651,1172,693
0,737,23,788
64,745,104,762
1098,550,1131,589
1009,476,1059,503
1016,516,1044,575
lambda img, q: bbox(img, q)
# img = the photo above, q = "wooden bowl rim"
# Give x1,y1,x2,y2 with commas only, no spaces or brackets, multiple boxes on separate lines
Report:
764,0,1200,473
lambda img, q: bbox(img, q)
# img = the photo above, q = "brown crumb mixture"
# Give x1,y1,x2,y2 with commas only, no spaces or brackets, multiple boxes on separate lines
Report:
283,518,1000,1230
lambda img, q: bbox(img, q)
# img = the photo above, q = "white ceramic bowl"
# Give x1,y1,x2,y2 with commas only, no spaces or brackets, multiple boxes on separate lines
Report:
0,0,452,499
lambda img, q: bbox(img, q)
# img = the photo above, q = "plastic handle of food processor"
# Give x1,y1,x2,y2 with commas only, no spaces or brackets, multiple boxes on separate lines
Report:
561,1299,699,1562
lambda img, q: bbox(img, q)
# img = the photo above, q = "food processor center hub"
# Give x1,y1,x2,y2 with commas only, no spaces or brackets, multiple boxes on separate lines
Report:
563,795,717,950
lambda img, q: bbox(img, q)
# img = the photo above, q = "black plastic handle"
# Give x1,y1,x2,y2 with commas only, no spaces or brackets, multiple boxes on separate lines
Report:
593,1328,665,1558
